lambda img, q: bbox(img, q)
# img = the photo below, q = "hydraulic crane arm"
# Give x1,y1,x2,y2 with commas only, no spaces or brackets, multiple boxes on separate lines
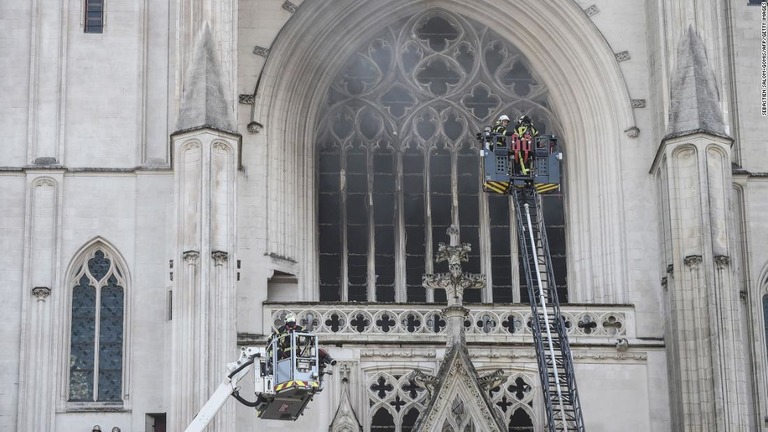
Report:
184,347,265,432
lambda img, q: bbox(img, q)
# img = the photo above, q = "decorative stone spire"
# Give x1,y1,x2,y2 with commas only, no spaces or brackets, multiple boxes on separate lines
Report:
329,363,363,432
176,22,237,134
413,226,505,432
665,26,728,140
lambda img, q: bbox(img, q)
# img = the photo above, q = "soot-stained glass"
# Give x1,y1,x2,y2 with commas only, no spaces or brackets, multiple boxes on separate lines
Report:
68,248,125,403
98,276,124,401
316,9,566,304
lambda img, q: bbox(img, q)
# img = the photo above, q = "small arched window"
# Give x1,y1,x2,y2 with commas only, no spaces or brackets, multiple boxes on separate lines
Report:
68,248,125,402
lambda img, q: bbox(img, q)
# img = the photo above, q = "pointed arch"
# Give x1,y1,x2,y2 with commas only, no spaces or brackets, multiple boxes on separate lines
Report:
250,0,636,303
60,237,131,406
750,261,768,427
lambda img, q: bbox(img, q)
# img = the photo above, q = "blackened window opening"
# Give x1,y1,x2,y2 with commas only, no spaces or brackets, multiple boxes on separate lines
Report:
316,10,567,304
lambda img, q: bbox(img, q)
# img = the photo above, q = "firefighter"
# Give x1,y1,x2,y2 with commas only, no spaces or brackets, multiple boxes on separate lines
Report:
274,313,303,359
492,114,513,139
513,115,538,138
511,115,538,176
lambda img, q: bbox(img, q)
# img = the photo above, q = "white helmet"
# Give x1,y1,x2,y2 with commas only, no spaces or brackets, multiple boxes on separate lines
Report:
285,313,297,323
498,115,510,122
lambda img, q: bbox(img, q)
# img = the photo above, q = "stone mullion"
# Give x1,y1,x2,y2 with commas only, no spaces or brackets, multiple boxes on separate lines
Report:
92,281,103,402
367,146,376,302
508,197,519,303
395,152,407,302
478,179,492,304
424,149,434,303
450,148,459,237
341,149,349,302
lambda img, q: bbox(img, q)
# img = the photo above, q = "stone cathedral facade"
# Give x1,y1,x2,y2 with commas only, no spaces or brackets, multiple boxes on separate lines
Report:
2,0,767,431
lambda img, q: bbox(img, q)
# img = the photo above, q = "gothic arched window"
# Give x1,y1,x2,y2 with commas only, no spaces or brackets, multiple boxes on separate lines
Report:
68,248,126,402
488,373,539,429
368,372,429,432
317,10,567,303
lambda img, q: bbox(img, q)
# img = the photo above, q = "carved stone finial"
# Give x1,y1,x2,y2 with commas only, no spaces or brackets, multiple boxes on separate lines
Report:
32,286,51,301
211,250,228,266
423,226,485,308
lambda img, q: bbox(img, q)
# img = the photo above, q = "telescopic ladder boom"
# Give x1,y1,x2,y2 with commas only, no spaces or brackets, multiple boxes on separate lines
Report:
512,187,585,432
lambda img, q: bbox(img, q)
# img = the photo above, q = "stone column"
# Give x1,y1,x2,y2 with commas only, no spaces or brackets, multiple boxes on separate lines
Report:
169,21,239,431
653,26,750,431
659,135,749,431
17,174,62,431
170,133,238,432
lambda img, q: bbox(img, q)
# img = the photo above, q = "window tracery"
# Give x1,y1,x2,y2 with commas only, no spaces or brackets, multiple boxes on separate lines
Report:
368,372,429,432
317,9,566,303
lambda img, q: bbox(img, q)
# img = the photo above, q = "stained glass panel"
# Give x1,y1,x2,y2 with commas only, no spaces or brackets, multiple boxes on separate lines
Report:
88,250,111,282
68,249,126,404
98,276,124,401
69,276,96,401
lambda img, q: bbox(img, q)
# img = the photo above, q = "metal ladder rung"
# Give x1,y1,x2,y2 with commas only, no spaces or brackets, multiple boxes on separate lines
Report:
514,187,585,432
